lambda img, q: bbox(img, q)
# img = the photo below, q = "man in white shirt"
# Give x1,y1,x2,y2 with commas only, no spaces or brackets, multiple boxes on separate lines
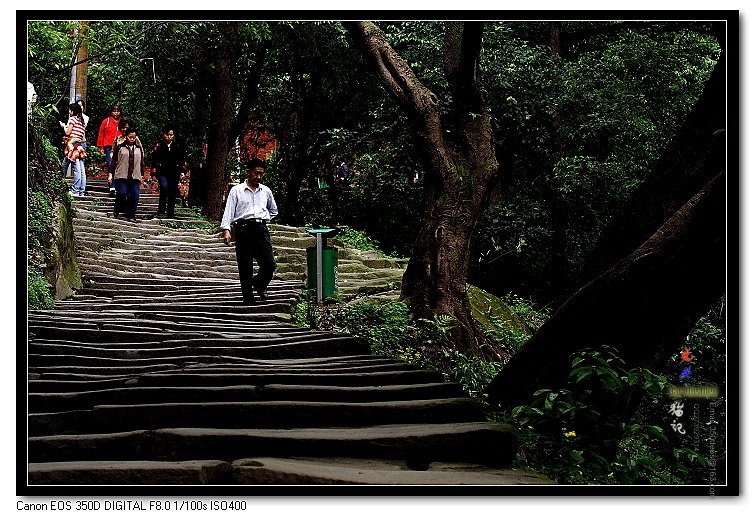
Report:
220,158,279,305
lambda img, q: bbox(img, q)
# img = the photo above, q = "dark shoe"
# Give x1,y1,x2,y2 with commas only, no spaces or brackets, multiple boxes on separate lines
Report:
256,287,268,301
127,217,137,223
242,296,256,305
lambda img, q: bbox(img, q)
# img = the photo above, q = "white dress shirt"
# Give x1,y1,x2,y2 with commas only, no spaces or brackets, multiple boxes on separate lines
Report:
220,181,279,230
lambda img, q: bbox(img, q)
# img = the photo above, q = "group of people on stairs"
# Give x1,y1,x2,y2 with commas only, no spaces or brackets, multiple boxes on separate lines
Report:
61,96,279,308
61,101,186,223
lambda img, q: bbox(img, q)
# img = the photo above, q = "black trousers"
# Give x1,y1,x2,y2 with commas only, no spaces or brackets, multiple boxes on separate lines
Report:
157,173,179,217
234,221,276,302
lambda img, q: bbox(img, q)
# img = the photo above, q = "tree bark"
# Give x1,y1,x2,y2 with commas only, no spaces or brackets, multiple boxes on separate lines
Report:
203,26,235,220
203,25,267,220
346,21,500,357
485,158,726,411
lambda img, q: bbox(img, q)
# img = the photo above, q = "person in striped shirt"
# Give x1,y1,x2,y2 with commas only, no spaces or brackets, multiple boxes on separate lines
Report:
59,102,88,196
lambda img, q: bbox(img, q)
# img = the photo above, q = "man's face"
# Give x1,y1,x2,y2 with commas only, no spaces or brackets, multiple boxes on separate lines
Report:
163,130,174,143
248,166,264,186
126,132,137,144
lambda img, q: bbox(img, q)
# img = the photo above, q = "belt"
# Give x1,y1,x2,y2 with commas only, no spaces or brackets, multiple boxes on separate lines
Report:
233,218,267,226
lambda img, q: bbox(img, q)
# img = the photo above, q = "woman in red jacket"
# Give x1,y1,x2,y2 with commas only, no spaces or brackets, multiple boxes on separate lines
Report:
96,104,122,195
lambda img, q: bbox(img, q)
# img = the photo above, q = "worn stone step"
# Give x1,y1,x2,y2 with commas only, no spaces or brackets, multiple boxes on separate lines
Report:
230,457,549,485
29,350,414,373
28,317,312,335
28,422,515,466
31,308,294,324
29,383,464,412
29,397,484,436
51,300,295,314
27,341,406,365
28,369,445,392
27,316,311,335
29,337,369,364
28,460,235,485
28,457,551,485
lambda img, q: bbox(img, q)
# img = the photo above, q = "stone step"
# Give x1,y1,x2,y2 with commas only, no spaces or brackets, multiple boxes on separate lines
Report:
30,309,294,324
50,300,296,314
27,339,399,360
28,460,234,485
27,352,410,372
28,335,369,362
28,311,304,328
29,398,484,436
28,369,444,392
27,316,312,334
29,383,464,412
28,422,515,466
28,457,551,485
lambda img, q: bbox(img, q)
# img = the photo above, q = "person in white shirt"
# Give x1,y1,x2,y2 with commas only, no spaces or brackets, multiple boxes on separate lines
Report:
220,158,279,305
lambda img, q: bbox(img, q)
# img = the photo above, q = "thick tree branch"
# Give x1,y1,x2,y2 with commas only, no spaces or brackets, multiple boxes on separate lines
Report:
344,21,439,121
228,42,269,151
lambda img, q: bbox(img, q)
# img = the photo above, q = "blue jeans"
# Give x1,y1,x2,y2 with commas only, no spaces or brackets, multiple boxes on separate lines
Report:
104,147,115,190
71,159,86,195
114,178,141,219
61,156,72,177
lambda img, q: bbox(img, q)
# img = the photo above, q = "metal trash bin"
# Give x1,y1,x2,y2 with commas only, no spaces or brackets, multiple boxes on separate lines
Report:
306,228,340,303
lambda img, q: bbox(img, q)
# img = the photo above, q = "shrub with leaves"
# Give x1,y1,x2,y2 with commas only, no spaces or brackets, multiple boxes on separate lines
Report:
506,345,708,484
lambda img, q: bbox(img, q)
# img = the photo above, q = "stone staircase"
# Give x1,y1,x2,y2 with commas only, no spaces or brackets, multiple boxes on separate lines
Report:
25,178,547,486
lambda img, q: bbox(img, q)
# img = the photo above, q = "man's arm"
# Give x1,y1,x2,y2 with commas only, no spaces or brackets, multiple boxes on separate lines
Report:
267,188,279,219
220,188,237,246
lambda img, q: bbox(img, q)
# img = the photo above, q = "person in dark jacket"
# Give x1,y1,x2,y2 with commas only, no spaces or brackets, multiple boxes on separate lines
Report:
151,124,186,219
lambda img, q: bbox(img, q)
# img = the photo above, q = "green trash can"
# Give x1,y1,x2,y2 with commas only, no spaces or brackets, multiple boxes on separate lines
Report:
306,246,339,299
306,228,340,302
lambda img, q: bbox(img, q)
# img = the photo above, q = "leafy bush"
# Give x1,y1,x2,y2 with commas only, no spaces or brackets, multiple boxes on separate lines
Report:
28,190,53,254
335,226,389,256
503,345,709,484
28,272,54,309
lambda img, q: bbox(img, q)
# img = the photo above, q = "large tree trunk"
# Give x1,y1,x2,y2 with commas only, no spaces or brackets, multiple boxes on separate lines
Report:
346,21,500,357
485,159,726,412
203,44,234,220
